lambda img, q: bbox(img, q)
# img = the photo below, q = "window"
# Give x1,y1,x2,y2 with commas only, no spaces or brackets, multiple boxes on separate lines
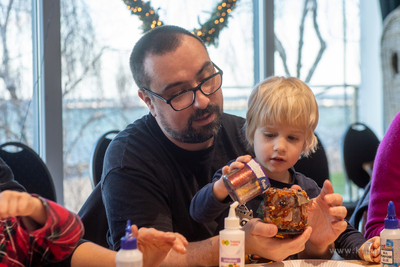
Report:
0,1,34,147
2,0,366,209
274,0,361,200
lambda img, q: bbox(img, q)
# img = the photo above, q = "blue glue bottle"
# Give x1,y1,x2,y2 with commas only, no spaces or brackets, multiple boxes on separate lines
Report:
380,201,400,267
115,220,143,267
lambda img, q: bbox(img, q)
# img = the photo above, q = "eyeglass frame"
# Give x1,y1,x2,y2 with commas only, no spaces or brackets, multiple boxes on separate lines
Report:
141,62,223,111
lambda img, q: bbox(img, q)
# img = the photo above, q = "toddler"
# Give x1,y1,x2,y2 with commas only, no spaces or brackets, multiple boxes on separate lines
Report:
190,76,380,263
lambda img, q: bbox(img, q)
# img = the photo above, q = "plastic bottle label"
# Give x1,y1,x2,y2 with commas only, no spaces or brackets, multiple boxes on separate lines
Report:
381,239,400,267
220,239,244,267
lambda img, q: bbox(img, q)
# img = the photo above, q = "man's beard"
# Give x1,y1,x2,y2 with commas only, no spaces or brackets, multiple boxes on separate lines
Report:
160,105,222,144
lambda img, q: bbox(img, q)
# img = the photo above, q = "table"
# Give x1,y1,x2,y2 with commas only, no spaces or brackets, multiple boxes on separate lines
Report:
245,260,380,266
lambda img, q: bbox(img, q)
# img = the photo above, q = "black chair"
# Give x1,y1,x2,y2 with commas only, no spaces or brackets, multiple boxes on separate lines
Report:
89,130,119,189
342,123,380,189
0,142,57,202
78,183,110,248
294,133,329,188
79,130,120,248
349,180,371,235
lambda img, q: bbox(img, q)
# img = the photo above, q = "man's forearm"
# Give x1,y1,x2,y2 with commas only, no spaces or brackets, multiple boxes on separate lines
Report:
71,242,117,267
161,236,219,267
299,242,334,260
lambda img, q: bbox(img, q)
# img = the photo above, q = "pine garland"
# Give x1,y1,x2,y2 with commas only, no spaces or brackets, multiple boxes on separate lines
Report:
122,0,239,46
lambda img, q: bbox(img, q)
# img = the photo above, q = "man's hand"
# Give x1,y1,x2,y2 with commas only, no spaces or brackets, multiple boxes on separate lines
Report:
301,180,348,258
131,225,188,267
243,218,312,262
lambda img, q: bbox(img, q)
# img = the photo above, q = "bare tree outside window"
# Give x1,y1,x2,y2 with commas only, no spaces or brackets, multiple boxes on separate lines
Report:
275,0,361,200
0,0,33,144
0,0,121,211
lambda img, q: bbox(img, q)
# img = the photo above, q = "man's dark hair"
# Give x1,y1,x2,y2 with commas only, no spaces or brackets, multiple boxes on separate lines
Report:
129,25,207,90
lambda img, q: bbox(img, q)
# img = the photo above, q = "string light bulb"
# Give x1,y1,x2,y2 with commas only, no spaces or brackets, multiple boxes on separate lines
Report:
122,0,239,46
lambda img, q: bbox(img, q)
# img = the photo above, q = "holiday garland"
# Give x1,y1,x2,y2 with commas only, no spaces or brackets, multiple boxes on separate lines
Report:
122,0,239,46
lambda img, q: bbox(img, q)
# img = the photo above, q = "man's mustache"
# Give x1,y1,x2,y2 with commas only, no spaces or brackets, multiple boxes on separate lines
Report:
190,105,220,122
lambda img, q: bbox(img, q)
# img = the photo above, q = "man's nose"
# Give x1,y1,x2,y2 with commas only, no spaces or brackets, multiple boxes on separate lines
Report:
192,89,210,109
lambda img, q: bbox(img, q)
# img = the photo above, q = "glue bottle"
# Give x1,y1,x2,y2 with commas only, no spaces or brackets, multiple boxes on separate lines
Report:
219,201,245,267
115,220,143,267
380,201,400,267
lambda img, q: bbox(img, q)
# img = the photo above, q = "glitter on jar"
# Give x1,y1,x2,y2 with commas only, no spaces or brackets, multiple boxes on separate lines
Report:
222,159,270,204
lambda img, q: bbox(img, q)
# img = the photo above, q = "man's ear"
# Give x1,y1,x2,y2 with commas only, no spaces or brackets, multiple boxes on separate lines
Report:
138,89,156,117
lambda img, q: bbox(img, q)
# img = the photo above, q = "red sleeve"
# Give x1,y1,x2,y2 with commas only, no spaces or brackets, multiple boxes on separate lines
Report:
17,196,85,264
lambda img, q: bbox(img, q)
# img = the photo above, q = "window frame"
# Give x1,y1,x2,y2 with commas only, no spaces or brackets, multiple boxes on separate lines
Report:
32,0,64,205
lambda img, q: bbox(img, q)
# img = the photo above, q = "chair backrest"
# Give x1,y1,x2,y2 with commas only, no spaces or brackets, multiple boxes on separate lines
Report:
293,133,329,188
89,130,119,189
349,180,371,234
78,183,110,248
0,142,57,202
342,123,380,189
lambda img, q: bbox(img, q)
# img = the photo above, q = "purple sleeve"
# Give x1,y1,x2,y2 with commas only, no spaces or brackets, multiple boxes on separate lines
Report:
365,112,400,239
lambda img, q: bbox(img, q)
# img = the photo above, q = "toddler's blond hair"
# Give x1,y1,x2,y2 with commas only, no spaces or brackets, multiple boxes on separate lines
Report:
245,76,319,157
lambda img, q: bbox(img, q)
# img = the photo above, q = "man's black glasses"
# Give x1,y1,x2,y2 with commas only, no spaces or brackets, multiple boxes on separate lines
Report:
141,63,223,111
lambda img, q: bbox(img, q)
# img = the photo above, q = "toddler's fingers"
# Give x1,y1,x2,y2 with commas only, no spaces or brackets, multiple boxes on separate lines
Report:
228,162,245,172
290,185,302,191
171,233,188,254
172,243,187,254
174,232,189,246
235,155,252,163
372,255,380,263
138,227,158,242
131,224,139,237
222,166,230,175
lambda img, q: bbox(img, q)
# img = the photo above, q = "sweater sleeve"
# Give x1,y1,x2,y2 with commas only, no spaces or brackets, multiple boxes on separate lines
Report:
190,182,231,223
365,112,400,239
334,222,366,260
0,157,26,192
23,196,85,264
190,167,231,223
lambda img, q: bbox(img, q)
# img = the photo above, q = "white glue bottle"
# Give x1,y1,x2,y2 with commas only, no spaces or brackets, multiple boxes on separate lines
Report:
381,201,400,267
115,220,143,267
219,201,245,267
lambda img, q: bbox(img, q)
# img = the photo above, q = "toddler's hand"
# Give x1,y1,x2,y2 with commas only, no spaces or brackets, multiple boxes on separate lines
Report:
222,155,252,175
131,225,188,267
359,236,380,263
0,190,40,219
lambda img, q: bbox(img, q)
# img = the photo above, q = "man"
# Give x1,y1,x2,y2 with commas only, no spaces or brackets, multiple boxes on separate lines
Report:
101,25,348,265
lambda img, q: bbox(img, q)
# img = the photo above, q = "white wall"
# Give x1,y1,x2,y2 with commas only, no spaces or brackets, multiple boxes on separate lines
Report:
359,0,384,139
